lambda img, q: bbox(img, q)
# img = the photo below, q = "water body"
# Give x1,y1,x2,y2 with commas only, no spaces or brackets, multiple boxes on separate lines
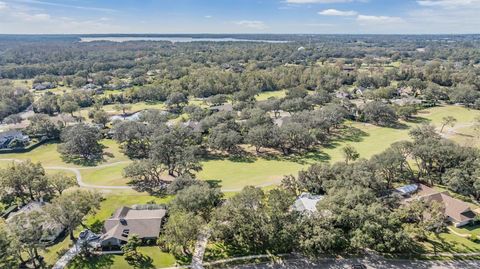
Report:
80,36,288,43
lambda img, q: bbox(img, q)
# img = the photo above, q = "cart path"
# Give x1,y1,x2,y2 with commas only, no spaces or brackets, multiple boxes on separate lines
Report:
0,158,132,190
0,158,271,192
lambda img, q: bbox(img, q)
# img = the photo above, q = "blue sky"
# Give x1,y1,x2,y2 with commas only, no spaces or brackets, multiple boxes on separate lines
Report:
0,0,479,34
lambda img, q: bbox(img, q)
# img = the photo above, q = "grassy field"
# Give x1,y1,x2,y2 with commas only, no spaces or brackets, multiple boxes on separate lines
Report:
0,139,128,167
2,104,479,190
0,143,65,166
256,90,287,101
12,79,33,88
199,158,305,190
449,125,479,148
199,106,480,189
196,121,412,190
80,163,130,186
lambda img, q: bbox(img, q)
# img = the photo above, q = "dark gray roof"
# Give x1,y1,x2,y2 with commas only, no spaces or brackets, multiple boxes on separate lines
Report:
0,130,24,139
101,206,167,242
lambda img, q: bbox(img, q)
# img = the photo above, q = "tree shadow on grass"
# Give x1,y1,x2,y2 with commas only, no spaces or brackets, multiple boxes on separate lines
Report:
68,254,115,269
387,121,410,130
330,125,369,144
59,144,108,167
405,116,431,124
204,242,265,262
261,149,331,165
60,155,104,167
457,223,480,233
88,219,105,234
424,234,458,254
227,153,257,163
203,150,258,163
172,253,192,265
205,179,223,189
127,254,155,269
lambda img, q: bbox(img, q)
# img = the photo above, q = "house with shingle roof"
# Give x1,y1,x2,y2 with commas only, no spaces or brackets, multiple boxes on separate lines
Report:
100,206,167,247
403,184,477,227
0,130,29,149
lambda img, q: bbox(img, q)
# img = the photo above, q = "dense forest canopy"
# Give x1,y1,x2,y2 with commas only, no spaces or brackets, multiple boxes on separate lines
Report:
1,34,480,79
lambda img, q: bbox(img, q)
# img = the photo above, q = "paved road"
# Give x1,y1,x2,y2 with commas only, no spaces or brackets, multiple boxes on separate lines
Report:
230,257,480,269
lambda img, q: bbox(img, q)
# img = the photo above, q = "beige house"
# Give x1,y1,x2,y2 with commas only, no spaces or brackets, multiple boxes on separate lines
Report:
101,206,167,247
404,184,476,227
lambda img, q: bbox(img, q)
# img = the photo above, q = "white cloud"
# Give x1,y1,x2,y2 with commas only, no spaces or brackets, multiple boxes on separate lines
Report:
13,12,51,22
417,0,480,9
235,20,268,29
0,1,52,22
318,9,357,16
205,15,212,19
0,2,124,33
9,0,116,12
357,15,404,24
405,1,480,33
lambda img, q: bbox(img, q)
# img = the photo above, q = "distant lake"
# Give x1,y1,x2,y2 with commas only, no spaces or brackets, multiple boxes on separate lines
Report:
80,36,288,43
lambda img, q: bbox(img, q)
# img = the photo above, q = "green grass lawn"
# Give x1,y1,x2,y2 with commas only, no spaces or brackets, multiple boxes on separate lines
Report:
322,121,412,161
0,140,128,167
423,233,480,253
199,158,306,190
419,105,480,123
0,142,65,166
449,125,479,148
0,161,11,169
80,163,130,186
256,90,287,101
42,237,73,266
197,122,411,190
67,247,176,269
